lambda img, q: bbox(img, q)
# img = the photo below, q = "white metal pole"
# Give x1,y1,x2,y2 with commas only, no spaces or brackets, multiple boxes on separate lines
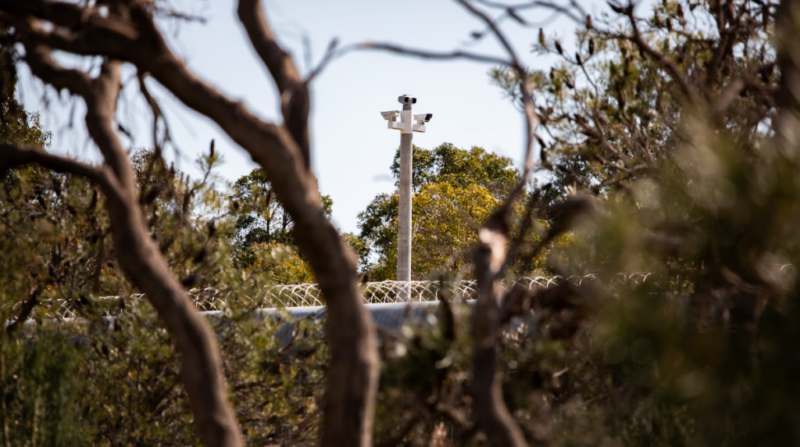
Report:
381,95,431,294
397,120,413,283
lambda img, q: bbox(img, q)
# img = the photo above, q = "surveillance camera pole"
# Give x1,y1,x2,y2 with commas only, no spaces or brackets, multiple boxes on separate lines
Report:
381,95,431,285
397,110,413,283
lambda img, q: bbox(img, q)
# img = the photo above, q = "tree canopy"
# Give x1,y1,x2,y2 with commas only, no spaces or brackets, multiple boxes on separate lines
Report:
359,142,528,280
390,142,519,196
490,0,775,205
228,168,332,269
227,168,375,283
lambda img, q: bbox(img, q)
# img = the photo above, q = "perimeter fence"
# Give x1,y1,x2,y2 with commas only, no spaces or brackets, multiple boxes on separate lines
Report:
6,273,658,321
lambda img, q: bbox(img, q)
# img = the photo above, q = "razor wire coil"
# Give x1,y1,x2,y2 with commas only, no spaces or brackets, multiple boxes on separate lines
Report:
8,273,657,321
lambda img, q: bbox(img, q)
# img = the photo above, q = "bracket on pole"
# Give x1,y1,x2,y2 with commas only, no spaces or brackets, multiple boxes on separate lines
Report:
380,95,432,133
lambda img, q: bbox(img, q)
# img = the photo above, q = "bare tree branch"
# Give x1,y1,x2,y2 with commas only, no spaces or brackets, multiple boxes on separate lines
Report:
236,0,301,93
10,37,245,445
137,72,171,154
230,3,380,444
82,66,243,447
22,41,135,190
3,2,381,445
453,0,538,180
237,0,311,169
621,3,699,103
304,38,340,85
22,38,91,97
473,0,586,24
473,213,529,447
0,143,110,188
357,42,511,65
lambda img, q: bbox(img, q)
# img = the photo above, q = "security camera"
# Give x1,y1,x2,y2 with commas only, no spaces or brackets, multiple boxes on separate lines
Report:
398,95,417,105
414,113,432,122
381,110,400,120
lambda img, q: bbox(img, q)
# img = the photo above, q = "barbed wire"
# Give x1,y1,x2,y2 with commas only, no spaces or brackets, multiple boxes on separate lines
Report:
8,273,656,321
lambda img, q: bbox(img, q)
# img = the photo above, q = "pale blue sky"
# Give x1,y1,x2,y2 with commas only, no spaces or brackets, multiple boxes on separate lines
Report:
18,0,601,234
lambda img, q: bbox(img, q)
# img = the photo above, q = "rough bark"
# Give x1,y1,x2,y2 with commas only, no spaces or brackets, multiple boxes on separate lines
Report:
2,2,379,445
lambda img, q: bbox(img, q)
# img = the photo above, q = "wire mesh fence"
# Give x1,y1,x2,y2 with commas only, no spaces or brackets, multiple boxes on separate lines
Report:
8,273,656,321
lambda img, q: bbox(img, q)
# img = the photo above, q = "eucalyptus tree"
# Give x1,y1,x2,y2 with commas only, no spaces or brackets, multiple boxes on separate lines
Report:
1,0,798,446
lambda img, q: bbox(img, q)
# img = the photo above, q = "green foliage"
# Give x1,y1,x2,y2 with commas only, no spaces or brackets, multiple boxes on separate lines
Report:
0,327,84,447
368,1,796,445
229,168,333,269
357,192,398,279
0,298,329,446
360,142,524,280
390,142,519,196
0,53,87,447
0,44,50,148
0,35,328,445
490,0,775,206
374,300,474,445
413,182,504,278
218,305,327,445
412,1,794,445
227,167,371,280
3,0,798,445
341,232,371,272
239,242,316,284
55,293,328,446
73,303,195,445
361,183,505,281
553,116,800,445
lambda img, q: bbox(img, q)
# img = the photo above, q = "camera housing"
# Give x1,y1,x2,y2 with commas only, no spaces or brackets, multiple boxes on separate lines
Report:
381,110,400,120
382,96,430,133
398,95,417,105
